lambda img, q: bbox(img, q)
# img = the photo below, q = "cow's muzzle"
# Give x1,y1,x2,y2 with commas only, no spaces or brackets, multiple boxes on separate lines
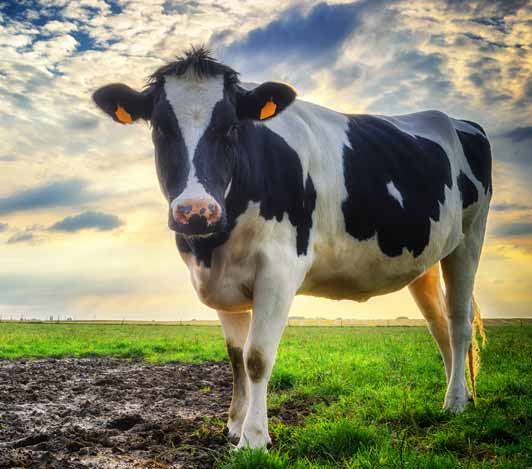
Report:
169,198,222,237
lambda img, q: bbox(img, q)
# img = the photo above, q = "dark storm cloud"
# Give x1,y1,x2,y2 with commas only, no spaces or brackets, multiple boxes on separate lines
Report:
48,211,124,232
6,231,35,244
0,179,102,216
498,126,532,142
493,222,532,238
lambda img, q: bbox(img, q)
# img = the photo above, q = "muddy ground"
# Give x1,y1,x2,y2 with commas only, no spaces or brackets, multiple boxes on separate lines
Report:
0,358,239,468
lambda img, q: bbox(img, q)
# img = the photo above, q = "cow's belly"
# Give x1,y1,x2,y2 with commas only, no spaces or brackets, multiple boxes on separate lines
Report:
300,245,429,301
300,212,462,301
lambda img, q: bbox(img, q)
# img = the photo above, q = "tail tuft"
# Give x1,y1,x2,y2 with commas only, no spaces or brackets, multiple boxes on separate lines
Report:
467,296,487,402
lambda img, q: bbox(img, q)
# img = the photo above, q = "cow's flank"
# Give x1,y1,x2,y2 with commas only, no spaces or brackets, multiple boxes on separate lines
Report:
341,114,453,258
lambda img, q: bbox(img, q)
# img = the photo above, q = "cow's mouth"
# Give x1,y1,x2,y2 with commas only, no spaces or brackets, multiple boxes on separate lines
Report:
168,216,223,239
176,231,217,240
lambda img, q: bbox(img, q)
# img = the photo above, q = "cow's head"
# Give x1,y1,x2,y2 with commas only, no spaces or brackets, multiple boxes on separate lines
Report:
92,47,296,238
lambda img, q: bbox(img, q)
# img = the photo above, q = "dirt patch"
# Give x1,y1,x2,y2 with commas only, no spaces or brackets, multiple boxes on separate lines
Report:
270,394,336,426
0,358,234,468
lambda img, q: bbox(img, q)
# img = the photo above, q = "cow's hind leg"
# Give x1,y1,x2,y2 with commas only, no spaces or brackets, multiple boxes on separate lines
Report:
441,216,486,413
408,264,452,384
218,310,251,440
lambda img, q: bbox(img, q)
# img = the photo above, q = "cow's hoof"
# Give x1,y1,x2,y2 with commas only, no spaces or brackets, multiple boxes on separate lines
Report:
443,391,468,413
227,419,243,442
236,426,271,450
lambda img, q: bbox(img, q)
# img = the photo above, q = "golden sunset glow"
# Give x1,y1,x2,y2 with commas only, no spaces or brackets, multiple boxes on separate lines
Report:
1,0,531,320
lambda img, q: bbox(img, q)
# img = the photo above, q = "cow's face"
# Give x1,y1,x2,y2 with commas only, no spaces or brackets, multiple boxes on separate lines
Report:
93,69,295,239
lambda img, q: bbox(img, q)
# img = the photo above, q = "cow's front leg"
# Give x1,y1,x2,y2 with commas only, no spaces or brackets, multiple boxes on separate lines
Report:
217,310,251,440
237,269,296,449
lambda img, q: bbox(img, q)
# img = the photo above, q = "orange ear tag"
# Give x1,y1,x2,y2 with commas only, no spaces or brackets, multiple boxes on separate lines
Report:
115,105,133,124
260,99,277,120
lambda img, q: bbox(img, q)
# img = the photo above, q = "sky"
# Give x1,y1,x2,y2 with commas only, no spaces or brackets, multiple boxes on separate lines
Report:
0,0,531,321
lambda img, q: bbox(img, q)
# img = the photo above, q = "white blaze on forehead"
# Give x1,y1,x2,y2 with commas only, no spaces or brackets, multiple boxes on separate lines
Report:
164,75,224,204
386,181,404,208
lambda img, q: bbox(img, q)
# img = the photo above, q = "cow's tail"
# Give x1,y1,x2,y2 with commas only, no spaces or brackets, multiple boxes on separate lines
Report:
467,296,487,401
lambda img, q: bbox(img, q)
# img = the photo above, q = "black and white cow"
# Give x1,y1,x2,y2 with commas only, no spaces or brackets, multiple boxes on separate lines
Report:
93,47,492,449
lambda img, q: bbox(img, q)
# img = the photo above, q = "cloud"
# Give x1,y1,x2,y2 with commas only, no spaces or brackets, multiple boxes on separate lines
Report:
0,179,101,216
465,56,516,105
492,203,532,211
48,210,124,232
493,222,532,238
224,2,367,61
395,50,447,75
0,222,8,232
213,0,402,93
498,126,532,142
6,231,35,244
443,0,530,15
220,1,373,68
1,0,532,320
332,63,362,89
66,115,100,131
0,155,17,161
0,271,137,308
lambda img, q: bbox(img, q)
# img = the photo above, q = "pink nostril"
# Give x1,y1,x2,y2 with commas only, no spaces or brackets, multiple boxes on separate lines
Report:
207,204,220,224
175,204,192,224
174,200,220,225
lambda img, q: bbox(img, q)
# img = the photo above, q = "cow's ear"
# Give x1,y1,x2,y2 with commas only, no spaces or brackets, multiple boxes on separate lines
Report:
92,83,154,124
236,82,296,121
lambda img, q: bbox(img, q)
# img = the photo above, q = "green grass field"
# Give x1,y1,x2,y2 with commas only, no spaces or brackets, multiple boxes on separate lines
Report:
1,323,531,468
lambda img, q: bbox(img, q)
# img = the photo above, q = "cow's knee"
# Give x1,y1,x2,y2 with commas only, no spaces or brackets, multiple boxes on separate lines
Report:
245,346,268,382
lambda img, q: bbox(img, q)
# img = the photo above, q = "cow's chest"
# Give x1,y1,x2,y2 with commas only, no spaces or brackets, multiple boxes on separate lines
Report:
179,206,268,312
186,258,255,312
